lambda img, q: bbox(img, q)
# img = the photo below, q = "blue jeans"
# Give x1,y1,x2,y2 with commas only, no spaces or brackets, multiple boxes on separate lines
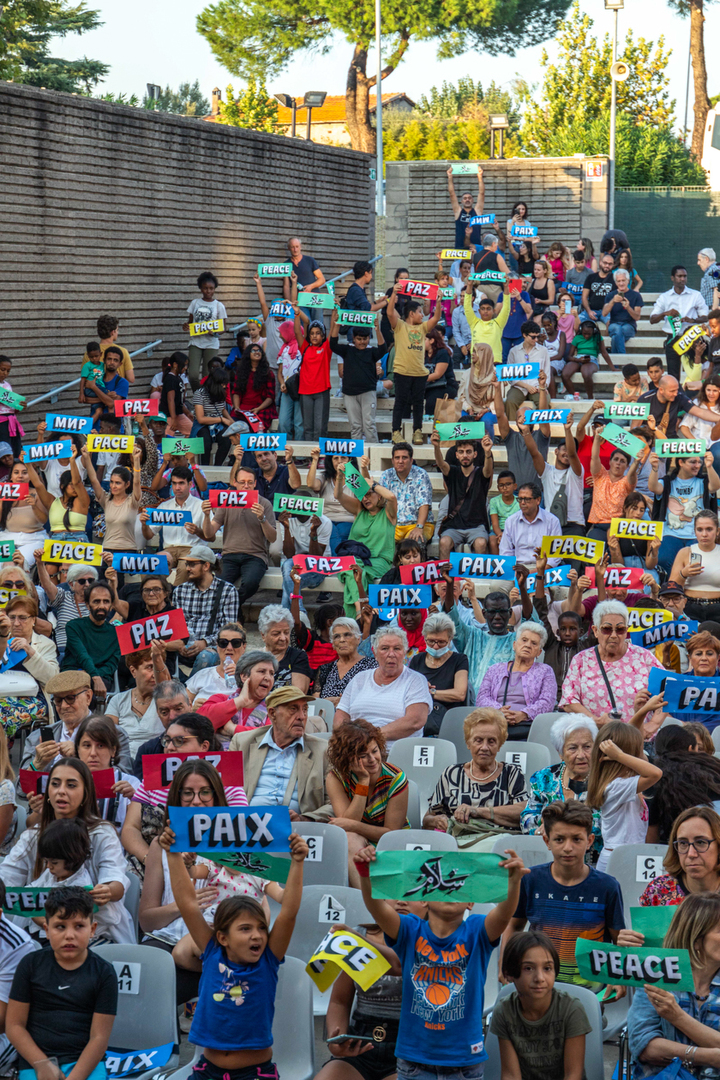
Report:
658,534,689,577
608,321,636,354
281,559,326,610
330,520,352,555
396,1059,483,1080
278,392,304,438
502,335,523,362
190,647,219,675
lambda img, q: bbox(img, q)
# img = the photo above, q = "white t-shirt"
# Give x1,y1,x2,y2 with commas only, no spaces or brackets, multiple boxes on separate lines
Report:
686,404,720,447
541,463,584,528
187,298,228,350
43,457,88,500
600,775,647,850
149,493,205,548
337,667,433,747
104,691,164,757
279,513,332,556
186,664,230,703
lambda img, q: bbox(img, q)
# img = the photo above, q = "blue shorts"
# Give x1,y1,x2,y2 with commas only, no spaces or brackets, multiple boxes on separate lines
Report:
20,1063,106,1080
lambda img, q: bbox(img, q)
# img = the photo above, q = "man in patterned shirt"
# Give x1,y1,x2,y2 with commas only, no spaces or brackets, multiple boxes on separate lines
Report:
175,545,239,675
380,442,434,544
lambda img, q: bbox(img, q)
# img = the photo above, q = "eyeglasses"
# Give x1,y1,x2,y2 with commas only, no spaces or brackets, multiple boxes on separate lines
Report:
2,581,24,589
517,496,537,503
218,637,245,649
161,734,194,749
142,587,164,596
52,690,87,707
598,625,627,636
179,787,215,803
673,838,716,854
75,577,95,585
9,614,32,622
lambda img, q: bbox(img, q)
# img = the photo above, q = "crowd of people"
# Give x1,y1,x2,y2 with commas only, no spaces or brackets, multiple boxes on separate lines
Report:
2,213,720,1080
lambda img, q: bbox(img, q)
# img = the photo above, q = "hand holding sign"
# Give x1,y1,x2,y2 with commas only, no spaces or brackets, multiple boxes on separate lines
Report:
306,929,391,993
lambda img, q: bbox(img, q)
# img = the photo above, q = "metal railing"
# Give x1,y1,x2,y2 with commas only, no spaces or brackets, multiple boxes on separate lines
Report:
25,338,163,409
229,255,383,334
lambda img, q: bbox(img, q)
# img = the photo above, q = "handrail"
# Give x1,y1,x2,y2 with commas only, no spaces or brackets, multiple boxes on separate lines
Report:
229,255,383,334
25,339,163,409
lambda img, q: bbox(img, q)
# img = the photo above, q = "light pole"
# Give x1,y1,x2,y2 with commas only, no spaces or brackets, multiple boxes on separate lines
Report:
302,91,327,140
489,113,509,160
274,93,297,137
605,0,624,230
375,0,384,216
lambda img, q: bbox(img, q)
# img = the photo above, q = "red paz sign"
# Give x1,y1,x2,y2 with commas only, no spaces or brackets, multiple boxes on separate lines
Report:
114,398,160,417
208,489,259,509
585,566,645,590
142,751,244,791
396,280,439,302
292,554,356,576
115,609,189,655
399,560,444,586
0,482,28,501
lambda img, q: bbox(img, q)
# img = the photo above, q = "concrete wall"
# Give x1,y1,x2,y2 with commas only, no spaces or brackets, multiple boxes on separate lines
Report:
0,83,375,424
385,157,609,281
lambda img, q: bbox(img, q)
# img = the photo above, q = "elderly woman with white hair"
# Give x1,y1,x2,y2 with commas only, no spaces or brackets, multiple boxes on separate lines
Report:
314,617,377,705
409,612,469,736
601,268,643,355
560,599,664,724
334,625,433,746
35,560,98,657
257,603,313,694
520,714,603,863
475,621,556,741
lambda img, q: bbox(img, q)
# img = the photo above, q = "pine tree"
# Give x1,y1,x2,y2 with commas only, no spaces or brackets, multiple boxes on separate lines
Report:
0,0,108,93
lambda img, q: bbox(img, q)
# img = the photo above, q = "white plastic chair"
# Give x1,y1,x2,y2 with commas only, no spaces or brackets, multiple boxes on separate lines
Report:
526,712,565,764
377,829,458,852
122,873,141,942
491,832,551,868
438,706,476,763
500,741,551,782
605,843,668,921
388,737,457,813
294,822,349,886
313,699,336,728
406,778,422,828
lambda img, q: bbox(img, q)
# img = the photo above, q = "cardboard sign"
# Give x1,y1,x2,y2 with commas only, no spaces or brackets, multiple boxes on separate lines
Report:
604,402,651,421
319,437,363,458
526,409,572,424
269,299,294,318
451,163,478,175
201,849,290,883
510,224,539,239
368,584,432,609
336,310,376,328
0,541,14,560
673,323,706,355
161,437,204,456
399,560,444,586
662,673,720,714
111,553,169,575
629,618,699,649
469,214,496,227
306,929,391,993
147,508,192,527
584,565,645,590
0,386,25,410
115,609,189,655
574,937,693,992
441,286,456,298
297,293,335,310
440,248,471,259
88,767,118,800
273,493,323,516
292,554,357,576
87,433,135,454
19,769,48,796
609,518,664,541
189,318,225,337
142,751,244,791
168,805,292,852
469,271,506,283
42,538,102,565
0,587,26,607
435,421,485,441
239,432,286,451
114,398,160,417
396,280,439,302
258,262,292,277
0,483,28,501
539,535,605,564
45,413,94,435
496,362,540,382
370,850,509,903
208,489,259,510
448,553,516,580
626,608,674,630
24,440,72,462
600,422,647,460
2,886,93,917
630,906,675,949
105,1044,175,1078
525,565,573,594
655,438,706,458
344,462,369,499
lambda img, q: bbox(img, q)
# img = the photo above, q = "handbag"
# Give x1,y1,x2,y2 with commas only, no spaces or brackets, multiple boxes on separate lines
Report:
549,469,569,526
434,394,463,437
649,1059,696,1080
0,671,39,697
285,371,301,401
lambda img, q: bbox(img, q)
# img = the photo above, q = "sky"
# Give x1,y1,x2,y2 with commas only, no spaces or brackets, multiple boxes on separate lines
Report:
55,0,719,136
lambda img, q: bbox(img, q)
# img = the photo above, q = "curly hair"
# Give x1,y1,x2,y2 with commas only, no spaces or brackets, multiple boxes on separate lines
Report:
327,720,387,779
234,345,271,397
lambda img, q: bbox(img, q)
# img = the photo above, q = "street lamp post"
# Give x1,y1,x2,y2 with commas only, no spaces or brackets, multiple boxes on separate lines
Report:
605,0,624,230
375,0,384,216
302,90,327,140
274,93,297,137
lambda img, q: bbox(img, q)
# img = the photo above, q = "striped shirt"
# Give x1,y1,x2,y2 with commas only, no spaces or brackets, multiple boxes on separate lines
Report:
336,762,409,827
132,782,248,808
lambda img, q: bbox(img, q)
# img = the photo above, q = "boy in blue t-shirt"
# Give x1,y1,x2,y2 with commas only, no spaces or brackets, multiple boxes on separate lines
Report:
355,844,528,1080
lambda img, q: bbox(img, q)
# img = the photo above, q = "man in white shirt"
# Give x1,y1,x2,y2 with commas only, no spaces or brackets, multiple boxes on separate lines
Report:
650,265,709,380
140,464,206,584
518,413,585,532
277,489,333,611
505,322,551,419
500,482,562,566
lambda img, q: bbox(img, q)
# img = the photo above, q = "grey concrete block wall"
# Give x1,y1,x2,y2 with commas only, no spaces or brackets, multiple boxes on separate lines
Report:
385,158,609,282
0,83,375,425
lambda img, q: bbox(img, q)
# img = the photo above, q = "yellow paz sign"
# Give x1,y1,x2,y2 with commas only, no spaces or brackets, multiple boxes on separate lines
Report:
189,318,225,337
42,539,103,566
86,433,135,455
305,929,390,993
626,608,674,631
609,518,664,541
539,535,605,564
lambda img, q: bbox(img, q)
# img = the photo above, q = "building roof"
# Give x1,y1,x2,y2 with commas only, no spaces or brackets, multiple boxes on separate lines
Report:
275,93,414,124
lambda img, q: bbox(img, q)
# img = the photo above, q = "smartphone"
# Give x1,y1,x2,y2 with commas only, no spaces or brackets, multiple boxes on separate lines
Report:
564,300,572,314
327,1035,367,1045
39,726,55,742
508,278,523,294
690,552,702,565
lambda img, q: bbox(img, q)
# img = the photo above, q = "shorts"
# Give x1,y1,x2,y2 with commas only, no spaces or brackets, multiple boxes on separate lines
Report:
440,526,489,546
397,1059,484,1080
326,1017,398,1080
20,1064,106,1080
550,358,566,374
192,1056,278,1080
574,357,599,370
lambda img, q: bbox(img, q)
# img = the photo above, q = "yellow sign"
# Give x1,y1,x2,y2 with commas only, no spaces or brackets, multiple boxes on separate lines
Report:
626,608,674,630
86,433,135,454
539,535,605,564
42,539,103,566
673,323,706,355
305,929,390,993
189,318,225,338
0,588,26,607
440,249,471,260
609,518,664,541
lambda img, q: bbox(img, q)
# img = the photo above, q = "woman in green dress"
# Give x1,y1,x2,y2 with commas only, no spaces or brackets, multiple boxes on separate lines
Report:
334,455,397,617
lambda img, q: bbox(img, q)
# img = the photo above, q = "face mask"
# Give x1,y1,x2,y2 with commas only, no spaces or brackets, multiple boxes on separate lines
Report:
426,644,451,658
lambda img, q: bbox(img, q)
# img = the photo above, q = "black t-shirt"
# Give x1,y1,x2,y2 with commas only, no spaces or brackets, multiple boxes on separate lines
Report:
160,372,183,416
126,599,175,622
291,255,320,287
440,462,491,532
11,948,118,1067
637,388,695,439
275,646,313,689
134,734,164,778
409,651,470,736
455,209,483,249
255,463,294,501
331,338,385,396
584,271,615,311
472,249,501,273
708,335,720,376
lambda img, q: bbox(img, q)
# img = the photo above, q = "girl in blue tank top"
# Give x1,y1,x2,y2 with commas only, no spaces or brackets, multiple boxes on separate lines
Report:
159,827,309,1080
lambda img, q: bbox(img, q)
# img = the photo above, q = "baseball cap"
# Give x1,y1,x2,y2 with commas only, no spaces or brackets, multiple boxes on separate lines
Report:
46,670,91,694
0,443,13,459
187,544,217,565
265,686,313,709
591,415,608,427
658,581,685,598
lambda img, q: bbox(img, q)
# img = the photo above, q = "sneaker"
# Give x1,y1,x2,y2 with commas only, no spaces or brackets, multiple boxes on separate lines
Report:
412,429,424,445
391,430,403,444
564,394,575,401
317,592,332,602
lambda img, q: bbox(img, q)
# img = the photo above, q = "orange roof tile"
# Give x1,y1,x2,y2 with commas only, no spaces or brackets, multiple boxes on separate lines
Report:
275,93,411,124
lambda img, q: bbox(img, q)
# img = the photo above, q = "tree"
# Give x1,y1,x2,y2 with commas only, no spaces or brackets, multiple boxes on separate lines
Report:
142,80,210,117
196,0,573,153
0,0,108,93
667,0,711,163
215,80,279,133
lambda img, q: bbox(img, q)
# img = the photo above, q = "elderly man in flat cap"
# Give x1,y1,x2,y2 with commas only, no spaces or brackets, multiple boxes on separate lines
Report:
21,670,132,773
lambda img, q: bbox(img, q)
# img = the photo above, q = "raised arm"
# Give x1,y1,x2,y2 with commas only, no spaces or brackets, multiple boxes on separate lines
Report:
647,452,663,496
446,166,461,217
516,420,545,476
158,827,213,952
590,429,603,478
354,846,402,940
268,834,308,959
426,296,443,333
386,286,400,330
81,449,106,504
474,164,485,215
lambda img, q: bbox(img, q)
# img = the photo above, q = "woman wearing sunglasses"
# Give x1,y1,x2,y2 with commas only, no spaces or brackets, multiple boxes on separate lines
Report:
33,557,97,657
185,622,246,705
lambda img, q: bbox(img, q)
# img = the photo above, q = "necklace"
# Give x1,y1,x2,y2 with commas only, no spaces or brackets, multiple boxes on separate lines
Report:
469,760,499,783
